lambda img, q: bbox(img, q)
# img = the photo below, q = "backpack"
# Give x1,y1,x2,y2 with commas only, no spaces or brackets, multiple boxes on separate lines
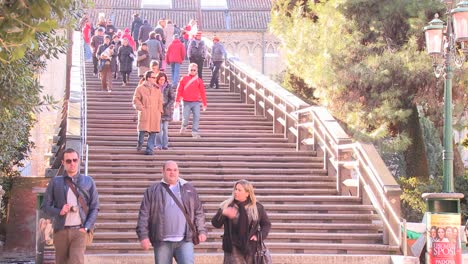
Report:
189,40,205,59
213,44,224,60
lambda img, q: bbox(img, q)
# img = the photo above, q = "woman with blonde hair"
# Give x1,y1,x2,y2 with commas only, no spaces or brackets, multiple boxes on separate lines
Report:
212,180,271,264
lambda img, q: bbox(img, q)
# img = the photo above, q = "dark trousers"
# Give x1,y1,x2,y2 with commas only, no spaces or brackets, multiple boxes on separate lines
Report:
121,71,131,84
101,64,112,91
210,61,222,88
54,228,86,264
92,56,99,74
190,57,204,79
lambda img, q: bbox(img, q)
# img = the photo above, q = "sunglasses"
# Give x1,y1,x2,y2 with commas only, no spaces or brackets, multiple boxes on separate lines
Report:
65,158,79,164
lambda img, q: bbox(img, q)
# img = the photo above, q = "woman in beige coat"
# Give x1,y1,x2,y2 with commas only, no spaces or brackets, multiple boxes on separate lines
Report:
132,70,163,155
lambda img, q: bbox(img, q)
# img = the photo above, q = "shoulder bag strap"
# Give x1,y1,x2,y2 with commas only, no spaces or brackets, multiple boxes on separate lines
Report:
162,183,198,235
64,177,89,215
183,75,198,91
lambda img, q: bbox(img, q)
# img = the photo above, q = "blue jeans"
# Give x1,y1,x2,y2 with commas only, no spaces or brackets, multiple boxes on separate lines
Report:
153,241,194,264
156,121,169,148
182,101,201,133
138,131,157,152
84,44,92,61
170,63,181,87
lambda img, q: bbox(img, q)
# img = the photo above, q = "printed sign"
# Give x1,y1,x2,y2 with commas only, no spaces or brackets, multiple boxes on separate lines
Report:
426,213,462,264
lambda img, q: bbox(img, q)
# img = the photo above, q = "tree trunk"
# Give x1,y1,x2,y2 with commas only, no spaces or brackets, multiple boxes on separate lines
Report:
404,106,430,179
453,142,465,178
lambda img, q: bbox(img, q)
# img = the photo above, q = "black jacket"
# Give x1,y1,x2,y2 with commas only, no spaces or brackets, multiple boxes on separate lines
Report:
211,202,271,254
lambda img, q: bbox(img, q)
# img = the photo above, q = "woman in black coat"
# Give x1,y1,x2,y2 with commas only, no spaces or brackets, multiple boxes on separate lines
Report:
212,180,271,264
117,37,134,86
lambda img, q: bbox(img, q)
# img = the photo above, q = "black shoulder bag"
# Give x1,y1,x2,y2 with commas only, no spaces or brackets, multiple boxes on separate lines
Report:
162,183,200,245
255,225,272,264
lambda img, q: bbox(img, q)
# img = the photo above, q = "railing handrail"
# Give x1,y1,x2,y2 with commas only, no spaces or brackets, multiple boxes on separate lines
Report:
216,46,405,250
79,31,89,175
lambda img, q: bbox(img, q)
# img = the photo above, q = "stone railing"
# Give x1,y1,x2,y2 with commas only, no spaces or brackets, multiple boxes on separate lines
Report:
45,30,87,177
211,48,404,249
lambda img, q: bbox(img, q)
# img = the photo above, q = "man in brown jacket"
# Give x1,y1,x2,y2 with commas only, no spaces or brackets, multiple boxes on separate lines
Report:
132,70,164,155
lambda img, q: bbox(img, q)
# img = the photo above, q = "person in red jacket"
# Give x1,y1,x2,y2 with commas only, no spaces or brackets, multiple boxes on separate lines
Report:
122,28,136,51
165,34,186,86
174,63,207,139
82,20,93,61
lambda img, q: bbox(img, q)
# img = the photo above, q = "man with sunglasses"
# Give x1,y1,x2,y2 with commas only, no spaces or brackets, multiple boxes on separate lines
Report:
175,63,207,139
42,148,99,264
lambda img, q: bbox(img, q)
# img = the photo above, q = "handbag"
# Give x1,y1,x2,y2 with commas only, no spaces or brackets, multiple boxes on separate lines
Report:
162,183,200,245
255,225,272,264
172,106,180,121
97,59,106,72
64,177,95,246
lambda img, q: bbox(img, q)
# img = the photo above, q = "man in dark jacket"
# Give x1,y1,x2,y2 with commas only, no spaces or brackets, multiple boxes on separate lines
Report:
136,160,207,263
42,148,99,264
117,37,134,86
138,20,153,44
90,27,105,75
131,13,143,47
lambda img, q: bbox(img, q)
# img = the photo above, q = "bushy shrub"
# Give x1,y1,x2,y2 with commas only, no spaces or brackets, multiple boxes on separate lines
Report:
399,171,468,222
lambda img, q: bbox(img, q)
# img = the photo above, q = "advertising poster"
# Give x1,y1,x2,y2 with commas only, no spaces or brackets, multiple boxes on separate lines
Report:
426,213,462,264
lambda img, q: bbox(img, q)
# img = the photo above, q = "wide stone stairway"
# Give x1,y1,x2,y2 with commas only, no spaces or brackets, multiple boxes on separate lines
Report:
83,60,400,262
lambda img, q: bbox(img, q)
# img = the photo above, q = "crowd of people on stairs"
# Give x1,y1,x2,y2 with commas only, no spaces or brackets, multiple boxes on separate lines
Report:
79,12,227,155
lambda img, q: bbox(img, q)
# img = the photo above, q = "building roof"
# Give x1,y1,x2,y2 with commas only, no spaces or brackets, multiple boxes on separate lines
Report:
89,0,271,31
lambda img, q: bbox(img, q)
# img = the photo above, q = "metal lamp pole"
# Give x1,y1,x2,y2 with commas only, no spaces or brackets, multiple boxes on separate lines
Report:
422,1,467,263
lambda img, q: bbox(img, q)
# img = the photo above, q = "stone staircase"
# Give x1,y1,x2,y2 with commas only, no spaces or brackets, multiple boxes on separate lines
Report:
83,61,400,261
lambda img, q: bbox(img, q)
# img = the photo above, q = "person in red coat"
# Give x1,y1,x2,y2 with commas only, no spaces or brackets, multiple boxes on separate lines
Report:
82,20,93,61
174,63,207,139
165,35,186,86
122,28,136,51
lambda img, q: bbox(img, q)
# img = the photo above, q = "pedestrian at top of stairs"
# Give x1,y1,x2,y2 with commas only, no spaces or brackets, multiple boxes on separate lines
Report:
212,179,272,264
136,160,207,263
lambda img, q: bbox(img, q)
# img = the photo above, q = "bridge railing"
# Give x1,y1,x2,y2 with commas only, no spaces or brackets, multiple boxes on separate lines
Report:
215,53,404,250
45,30,87,177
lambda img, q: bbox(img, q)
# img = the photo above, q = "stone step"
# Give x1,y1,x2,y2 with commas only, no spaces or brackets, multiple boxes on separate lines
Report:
86,114,264,121
86,123,275,131
84,253,418,264
87,148,317,156
95,187,337,195
87,154,321,162
86,131,282,138
98,194,355,201
86,141,296,149
93,222,382,232
85,242,400,255
89,160,322,168
87,136,289,144
91,174,330,182
98,203,374,212
94,180,334,188
87,167,327,175
96,212,378,222
92,231,383,244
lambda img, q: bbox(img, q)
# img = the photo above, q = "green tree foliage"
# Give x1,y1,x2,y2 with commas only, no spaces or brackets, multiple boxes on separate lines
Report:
270,0,467,153
0,0,88,222
398,172,468,222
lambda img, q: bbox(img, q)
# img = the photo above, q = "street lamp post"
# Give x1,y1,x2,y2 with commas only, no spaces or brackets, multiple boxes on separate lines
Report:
424,0,468,192
422,1,467,263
